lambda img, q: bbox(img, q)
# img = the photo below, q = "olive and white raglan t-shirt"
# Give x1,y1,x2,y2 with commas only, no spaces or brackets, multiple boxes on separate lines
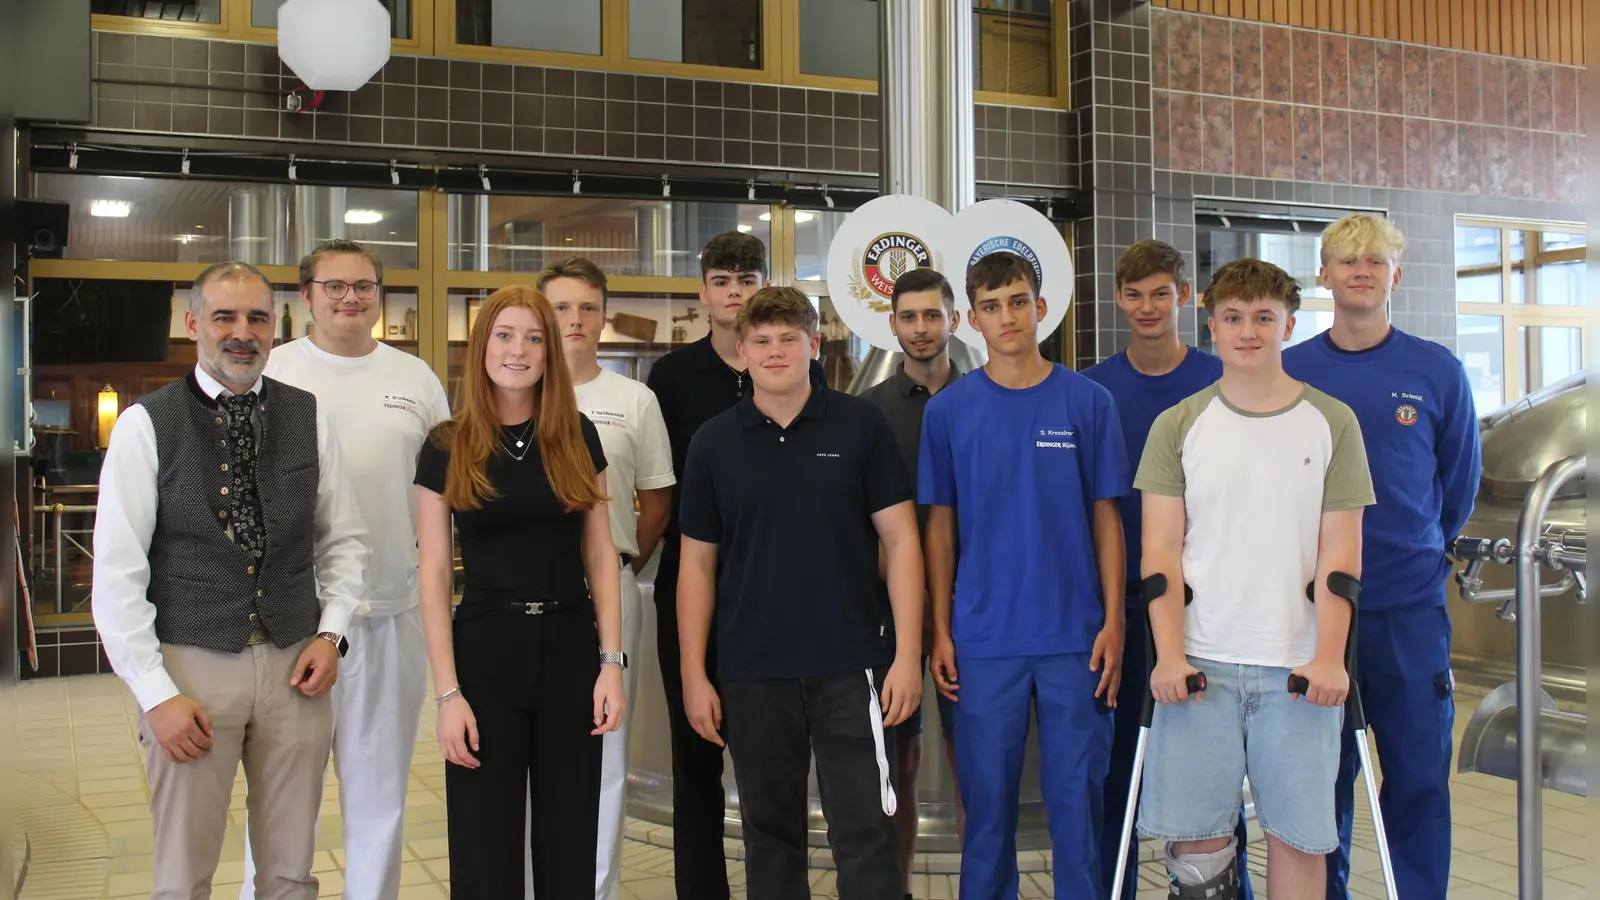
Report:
1134,381,1375,669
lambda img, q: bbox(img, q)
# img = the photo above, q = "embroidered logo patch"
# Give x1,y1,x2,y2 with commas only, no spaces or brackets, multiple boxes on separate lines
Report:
1395,404,1418,426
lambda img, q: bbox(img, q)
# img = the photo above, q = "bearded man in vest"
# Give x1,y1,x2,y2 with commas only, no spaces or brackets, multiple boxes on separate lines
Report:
93,260,369,900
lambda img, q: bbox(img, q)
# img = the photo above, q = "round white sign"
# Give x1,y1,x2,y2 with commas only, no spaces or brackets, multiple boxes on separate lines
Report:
947,199,1074,350
824,195,954,352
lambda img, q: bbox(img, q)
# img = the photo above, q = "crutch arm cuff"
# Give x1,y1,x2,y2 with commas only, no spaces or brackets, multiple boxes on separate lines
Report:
1140,574,1195,606
1305,571,1362,607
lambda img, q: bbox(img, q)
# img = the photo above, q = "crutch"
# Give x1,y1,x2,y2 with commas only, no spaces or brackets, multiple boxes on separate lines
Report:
1288,573,1399,900
1109,574,1206,900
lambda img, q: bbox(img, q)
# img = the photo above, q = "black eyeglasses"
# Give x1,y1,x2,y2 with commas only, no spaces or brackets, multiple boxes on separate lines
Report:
311,279,381,300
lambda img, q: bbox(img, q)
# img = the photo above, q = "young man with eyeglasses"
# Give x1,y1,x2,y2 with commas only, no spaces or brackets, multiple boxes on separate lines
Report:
240,239,451,900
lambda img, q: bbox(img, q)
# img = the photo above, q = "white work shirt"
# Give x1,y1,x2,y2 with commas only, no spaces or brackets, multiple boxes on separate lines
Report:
92,364,370,713
265,338,451,616
573,368,676,559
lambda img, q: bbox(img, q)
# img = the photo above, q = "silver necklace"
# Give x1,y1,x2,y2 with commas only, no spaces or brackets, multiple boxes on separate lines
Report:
501,421,534,461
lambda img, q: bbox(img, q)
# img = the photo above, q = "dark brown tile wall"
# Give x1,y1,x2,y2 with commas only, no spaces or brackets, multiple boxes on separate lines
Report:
83,31,1073,188
1152,9,1585,202
20,627,112,680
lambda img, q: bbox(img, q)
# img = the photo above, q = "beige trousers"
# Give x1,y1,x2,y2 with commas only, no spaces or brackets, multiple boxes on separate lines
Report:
139,638,334,900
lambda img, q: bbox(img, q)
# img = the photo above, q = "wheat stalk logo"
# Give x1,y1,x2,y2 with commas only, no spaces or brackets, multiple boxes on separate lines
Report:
887,249,908,281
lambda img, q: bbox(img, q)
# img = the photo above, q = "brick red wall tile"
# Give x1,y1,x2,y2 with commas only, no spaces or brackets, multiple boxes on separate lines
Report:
1321,34,1349,109
1455,55,1482,125
1529,131,1554,200
1457,124,1483,195
1528,64,1554,133
1151,13,1169,91
1293,31,1322,106
1429,50,1456,121
1375,42,1404,115
1201,17,1233,96
1154,91,1172,169
1263,102,1295,179
1482,126,1511,195
1506,128,1531,198
1376,115,1407,189
1404,118,1432,190
1430,121,1459,193
1231,22,1263,100
1203,95,1235,174
1349,111,1378,185
1323,109,1351,183
1506,60,1530,129
1552,67,1577,134
1169,16,1200,94
1262,27,1292,103
1234,100,1264,177
1480,57,1507,126
1555,134,1581,198
1170,91,1203,169
1347,38,1377,112
1295,106,1323,181
1402,46,1430,117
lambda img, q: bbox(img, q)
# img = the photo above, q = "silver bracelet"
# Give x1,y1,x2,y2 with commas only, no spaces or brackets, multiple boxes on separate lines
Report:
435,686,462,707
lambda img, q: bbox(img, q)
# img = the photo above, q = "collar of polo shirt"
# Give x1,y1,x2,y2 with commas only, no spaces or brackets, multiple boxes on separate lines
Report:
735,384,830,427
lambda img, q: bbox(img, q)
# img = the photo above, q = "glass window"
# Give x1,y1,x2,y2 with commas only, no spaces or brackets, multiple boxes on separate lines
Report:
973,0,1055,96
1540,231,1585,252
1285,309,1334,348
456,0,602,55
33,175,419,269
448,196,770,277
1533,260,1584,307
630,0,762,69
1455,272,1502,305
1453,225,1501,269
799,0,879,81
252,0,412,39
792,211,867,390
1456,314,1505,414
1520,326,1583,393
1509,229,1525,263
92,0,221,23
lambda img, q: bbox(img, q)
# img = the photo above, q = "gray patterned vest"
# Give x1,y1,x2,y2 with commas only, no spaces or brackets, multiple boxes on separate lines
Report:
140,373,321,653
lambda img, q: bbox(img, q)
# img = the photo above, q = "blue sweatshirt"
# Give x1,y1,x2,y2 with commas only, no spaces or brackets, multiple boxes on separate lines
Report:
1284,328,1481,613
1083,347,1223,607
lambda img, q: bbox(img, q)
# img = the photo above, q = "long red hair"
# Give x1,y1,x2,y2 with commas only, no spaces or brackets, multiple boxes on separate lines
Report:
434,286,608,512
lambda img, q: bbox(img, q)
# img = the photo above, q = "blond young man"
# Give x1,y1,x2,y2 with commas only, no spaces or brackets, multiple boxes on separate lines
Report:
1283,215,1479,900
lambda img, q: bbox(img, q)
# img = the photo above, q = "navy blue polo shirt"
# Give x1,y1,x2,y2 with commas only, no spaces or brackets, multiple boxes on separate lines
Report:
678,385,913,681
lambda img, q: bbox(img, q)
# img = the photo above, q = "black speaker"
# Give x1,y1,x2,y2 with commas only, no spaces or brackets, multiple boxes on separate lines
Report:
15,199,71,258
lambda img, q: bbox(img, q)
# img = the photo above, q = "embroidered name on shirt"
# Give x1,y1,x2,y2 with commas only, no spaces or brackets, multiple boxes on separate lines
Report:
1391,391,1425,403
588,409,629,429
1036,427,1076,450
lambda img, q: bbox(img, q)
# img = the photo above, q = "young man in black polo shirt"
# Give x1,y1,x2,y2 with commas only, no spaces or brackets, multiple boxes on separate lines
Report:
677,285,926,900
859,268,966,894
643,231,827,900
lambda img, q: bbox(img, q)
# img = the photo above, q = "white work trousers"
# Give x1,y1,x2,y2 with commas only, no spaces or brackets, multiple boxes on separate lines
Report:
241,607,428,900
525,562,642,900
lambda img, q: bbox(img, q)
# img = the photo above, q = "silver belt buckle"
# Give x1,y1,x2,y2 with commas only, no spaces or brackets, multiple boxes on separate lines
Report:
524,601,546,616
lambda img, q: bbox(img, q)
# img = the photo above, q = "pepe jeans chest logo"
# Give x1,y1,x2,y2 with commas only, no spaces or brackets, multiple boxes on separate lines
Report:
851,233,934,312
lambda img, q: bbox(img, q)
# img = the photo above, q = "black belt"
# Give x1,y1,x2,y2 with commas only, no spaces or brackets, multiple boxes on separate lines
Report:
501,599,578,616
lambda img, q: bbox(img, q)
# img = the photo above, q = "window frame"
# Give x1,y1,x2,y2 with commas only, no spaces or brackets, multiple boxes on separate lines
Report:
1453,216,1587,406
92,0,434,55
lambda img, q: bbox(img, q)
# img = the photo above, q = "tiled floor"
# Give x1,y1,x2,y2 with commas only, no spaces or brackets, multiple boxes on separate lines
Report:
12,675,1589,899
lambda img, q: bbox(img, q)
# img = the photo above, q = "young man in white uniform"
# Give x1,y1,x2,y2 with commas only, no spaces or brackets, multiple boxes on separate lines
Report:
523,256,675,900
241,239,451,900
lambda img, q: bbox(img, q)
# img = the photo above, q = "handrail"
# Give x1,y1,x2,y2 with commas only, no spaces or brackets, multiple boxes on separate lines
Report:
1512,454,1585,900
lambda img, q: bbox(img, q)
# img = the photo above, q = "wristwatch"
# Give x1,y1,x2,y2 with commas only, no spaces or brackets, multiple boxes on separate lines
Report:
316,631,348,658
600,651,627,670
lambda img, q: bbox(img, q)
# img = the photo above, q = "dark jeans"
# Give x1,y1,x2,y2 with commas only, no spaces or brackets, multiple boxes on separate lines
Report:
723,670,902,900
654,584,732,900
445,606,601,899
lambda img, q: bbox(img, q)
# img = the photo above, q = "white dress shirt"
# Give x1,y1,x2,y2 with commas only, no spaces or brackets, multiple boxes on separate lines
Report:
92,364,369,712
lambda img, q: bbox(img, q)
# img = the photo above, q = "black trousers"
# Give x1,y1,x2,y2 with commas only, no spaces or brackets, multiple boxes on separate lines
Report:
654,581,732,899
445,606,601,899
723,669,903,900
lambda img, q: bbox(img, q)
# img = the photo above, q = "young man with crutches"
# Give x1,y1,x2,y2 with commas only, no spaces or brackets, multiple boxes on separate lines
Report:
1132,259,1374,899
1283,214,1480,900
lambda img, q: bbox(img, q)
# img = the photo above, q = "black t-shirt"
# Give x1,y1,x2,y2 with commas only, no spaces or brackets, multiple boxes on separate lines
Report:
644,334,828,604
415,416,607,614
678,386,913,680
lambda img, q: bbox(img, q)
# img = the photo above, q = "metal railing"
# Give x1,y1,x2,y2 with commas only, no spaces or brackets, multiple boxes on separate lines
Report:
1451,454,1587,900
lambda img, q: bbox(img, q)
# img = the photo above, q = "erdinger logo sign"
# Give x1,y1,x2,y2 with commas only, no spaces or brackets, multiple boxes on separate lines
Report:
854,232,935,310
825,196,1074,353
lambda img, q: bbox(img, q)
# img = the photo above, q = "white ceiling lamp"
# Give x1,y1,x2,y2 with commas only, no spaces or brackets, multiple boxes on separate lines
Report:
344,209,384,225
90,200,131,217
278,0,392,92
759,212,772,221
794,211,816,223
736,224,753,233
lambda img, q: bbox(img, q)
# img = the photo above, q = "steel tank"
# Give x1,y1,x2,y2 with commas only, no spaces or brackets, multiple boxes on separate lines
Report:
1447,371,1586,688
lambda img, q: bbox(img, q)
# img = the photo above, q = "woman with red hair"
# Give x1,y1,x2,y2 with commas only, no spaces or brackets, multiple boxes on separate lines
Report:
414,285,626,897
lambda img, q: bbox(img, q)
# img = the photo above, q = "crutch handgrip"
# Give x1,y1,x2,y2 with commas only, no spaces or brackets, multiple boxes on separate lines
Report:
1287,674,1310,696
1184,673,1207,694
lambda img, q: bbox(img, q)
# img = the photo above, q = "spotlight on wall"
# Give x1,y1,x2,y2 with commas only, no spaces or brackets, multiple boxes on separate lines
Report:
91,200,131,218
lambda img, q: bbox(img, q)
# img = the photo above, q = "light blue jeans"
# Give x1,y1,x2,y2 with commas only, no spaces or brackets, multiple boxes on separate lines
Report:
1137,657,1343,854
